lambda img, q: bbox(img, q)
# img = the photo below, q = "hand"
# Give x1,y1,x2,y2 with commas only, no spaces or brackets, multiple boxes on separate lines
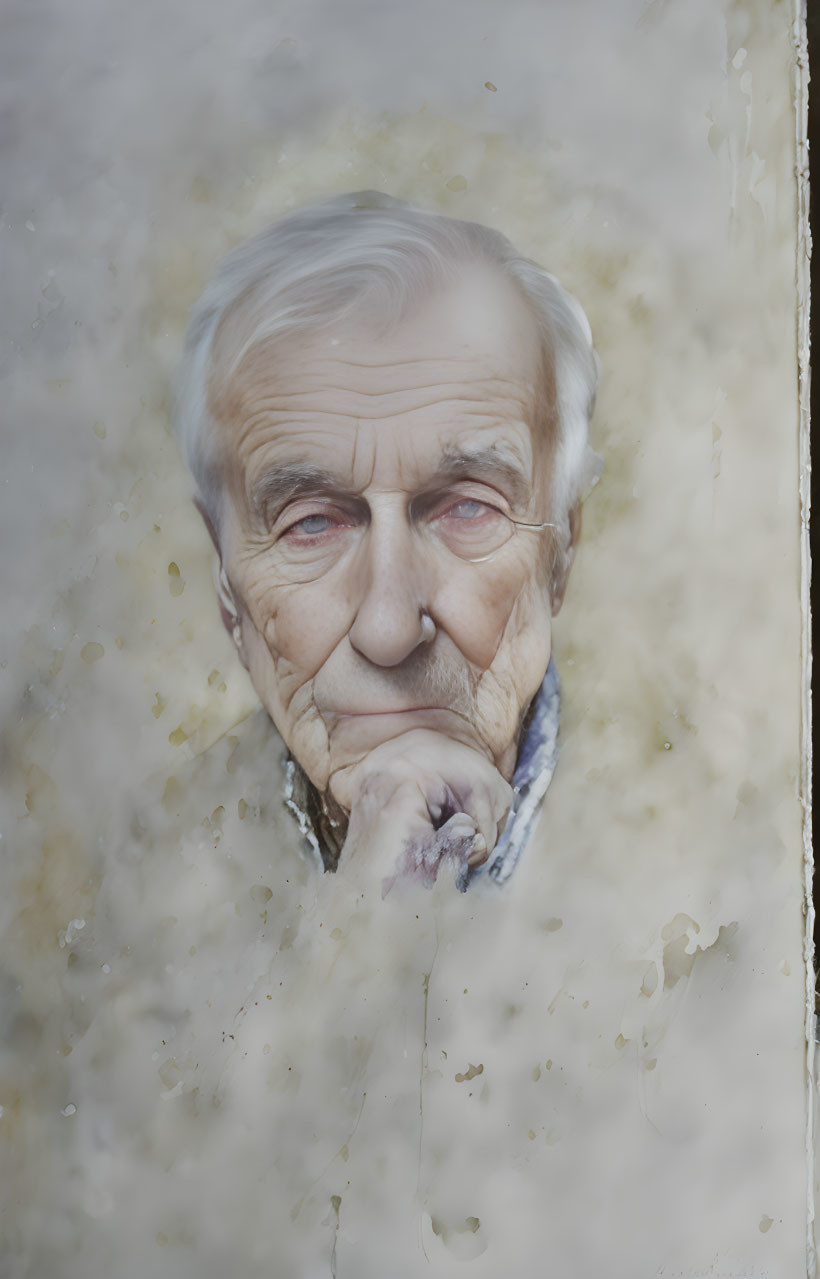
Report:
334,729,513,891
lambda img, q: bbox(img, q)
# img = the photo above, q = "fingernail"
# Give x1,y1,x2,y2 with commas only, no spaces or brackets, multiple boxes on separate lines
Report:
467,834,487,867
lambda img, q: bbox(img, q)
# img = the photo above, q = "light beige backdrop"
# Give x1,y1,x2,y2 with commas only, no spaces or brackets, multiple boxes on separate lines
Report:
0,1,812,1275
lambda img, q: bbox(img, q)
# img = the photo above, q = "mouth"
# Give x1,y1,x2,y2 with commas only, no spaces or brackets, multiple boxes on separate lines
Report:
334,705,444,717
328,706,467,749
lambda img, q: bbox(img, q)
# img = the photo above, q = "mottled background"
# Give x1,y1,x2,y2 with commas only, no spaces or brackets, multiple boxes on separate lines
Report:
0,1,810,1275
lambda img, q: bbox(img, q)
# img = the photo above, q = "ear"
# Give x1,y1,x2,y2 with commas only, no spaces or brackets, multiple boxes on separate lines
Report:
194,498,249,669
215,561,250,667
550,502,582,616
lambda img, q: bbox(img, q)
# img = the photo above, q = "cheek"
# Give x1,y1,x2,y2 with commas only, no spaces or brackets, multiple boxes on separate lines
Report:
435,560,550,671
241,568,352,686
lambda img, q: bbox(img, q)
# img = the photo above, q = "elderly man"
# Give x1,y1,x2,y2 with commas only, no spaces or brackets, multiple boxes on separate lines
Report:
174,191,599,891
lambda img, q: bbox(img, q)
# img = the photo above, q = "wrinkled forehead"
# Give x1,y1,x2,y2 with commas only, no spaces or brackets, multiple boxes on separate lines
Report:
208,264,557,479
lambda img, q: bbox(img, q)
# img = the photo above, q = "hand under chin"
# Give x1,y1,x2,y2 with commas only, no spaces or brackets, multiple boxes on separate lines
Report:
329,727,513,893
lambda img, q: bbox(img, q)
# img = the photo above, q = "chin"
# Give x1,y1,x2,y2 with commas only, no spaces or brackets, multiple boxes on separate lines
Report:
327,706,476,757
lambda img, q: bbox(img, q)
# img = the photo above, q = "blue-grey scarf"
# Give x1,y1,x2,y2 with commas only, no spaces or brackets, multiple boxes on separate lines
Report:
457,657,560,890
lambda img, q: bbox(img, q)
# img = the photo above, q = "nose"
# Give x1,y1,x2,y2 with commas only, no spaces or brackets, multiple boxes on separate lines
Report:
347,515,434,667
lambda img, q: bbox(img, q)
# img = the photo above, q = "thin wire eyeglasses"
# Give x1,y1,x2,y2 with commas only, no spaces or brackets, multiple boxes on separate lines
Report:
462,514,557,563
270,505,558,584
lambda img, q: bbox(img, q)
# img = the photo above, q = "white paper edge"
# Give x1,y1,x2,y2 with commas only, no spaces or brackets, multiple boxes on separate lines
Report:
793,0,815,1272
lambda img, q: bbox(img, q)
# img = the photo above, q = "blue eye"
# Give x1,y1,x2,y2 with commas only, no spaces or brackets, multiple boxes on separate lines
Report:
448,499,493,520
291,514,334,535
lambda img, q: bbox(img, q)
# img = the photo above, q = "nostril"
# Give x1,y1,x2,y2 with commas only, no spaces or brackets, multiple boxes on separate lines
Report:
348,589,436,667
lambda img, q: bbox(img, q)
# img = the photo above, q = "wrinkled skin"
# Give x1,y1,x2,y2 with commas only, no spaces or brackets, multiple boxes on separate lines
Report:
208,265,578,887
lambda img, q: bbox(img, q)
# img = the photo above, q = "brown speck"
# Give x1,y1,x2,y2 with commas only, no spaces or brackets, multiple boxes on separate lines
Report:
484,80,497,91
162,776,181,812
455,1063,483,1083
167,562,184,597
660,915,695,946
640,961,659,997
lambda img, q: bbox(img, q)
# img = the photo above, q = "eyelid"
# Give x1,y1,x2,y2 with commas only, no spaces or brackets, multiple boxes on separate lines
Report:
267,481,513,533
273,496,365,536
416,482,511,519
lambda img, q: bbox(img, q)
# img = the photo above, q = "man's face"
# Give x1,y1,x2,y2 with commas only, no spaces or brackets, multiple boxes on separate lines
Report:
211,265,564,807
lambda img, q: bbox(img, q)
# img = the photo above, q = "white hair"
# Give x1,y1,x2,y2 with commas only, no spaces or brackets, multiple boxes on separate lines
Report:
174,190,600,569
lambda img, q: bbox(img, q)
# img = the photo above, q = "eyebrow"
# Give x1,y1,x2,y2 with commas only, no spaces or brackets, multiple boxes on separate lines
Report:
248,463,346,524
248,447,530,523
435,446,530,505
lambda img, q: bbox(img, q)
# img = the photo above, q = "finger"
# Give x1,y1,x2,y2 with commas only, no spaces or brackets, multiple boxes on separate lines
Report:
462,788,497,855
435,807,489,867
462,774,511,856
435,811,481,872
467,832,488,868
341,779,431,875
